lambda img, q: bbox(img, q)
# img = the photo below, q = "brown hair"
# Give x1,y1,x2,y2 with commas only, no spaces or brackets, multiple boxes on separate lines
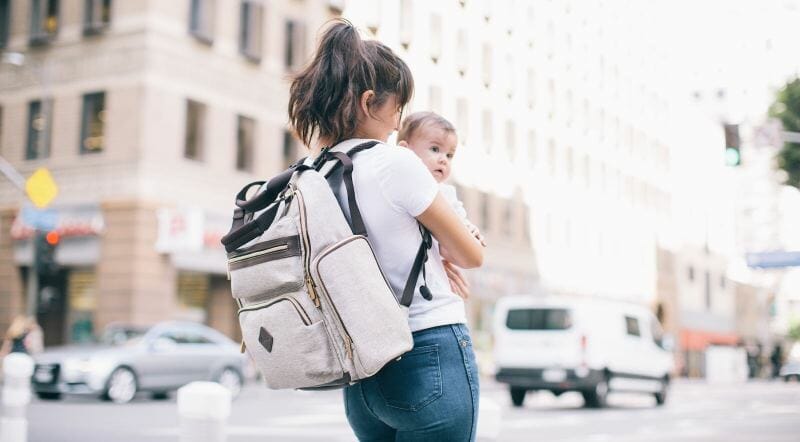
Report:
288,19,414,147
397,111,456,143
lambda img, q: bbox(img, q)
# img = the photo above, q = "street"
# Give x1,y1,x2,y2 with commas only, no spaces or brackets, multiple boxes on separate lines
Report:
24,378,800,442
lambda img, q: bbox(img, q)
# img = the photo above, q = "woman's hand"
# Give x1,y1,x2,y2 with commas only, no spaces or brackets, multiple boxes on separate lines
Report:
417,193,484,269
443,260,471,300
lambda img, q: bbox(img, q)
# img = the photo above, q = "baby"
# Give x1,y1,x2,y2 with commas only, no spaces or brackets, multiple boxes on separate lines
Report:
397,112,486,298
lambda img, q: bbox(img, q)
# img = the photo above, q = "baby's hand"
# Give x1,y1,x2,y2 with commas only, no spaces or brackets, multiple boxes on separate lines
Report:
466,222,487,247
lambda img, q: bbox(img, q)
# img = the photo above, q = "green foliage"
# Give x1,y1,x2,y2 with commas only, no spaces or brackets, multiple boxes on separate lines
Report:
770,77,800,190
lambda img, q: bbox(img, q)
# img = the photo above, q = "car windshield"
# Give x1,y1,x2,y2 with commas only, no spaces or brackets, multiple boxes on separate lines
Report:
100,326,149,346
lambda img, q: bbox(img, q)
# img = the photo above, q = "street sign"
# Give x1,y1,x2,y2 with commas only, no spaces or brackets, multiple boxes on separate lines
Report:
746,251,800,269
21,205,58,231
25,168,59,208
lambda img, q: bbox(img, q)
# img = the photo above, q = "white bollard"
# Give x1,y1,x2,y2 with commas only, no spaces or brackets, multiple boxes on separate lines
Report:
476,397,502,441
1,353,35,442
177,382,231,442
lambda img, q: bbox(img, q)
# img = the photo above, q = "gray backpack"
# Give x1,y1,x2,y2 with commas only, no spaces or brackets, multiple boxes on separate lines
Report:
220,141,432,389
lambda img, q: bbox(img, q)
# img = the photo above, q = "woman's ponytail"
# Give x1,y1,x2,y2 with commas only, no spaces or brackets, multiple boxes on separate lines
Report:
288,19,413,147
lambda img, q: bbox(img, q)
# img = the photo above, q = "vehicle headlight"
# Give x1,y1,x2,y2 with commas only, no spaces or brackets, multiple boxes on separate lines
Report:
62,358,94,381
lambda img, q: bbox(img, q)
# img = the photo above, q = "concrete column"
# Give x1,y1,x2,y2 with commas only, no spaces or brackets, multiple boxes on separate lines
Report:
95,200,177,330
0,207,25,334
1,353,34,442
177,382,231,442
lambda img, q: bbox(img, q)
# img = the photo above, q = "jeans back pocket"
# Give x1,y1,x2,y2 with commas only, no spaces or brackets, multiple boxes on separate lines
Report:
376,344,443,412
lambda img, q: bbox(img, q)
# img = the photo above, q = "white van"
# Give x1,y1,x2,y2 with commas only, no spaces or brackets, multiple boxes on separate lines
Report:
493,295,674,408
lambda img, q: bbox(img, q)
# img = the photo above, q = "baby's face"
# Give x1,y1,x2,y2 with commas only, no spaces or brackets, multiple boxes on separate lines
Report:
401,126,458,183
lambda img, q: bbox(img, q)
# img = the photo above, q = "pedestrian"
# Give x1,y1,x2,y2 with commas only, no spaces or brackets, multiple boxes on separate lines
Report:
288,19,484,441
0,315,44,358
770,343,783,379
397,111,487,300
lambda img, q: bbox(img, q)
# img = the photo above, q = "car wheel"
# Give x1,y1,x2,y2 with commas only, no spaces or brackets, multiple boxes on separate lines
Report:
654,378,669,406
510,387,526,408
216,367,243,398
104,367,138,404
583,374,610,408
36,392,62,401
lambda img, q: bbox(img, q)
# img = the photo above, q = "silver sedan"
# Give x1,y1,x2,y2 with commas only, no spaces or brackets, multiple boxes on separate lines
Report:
32,321,247,404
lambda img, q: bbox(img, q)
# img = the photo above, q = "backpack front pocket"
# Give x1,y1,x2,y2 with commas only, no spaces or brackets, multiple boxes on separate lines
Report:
239,296,344,389
228,233,304,301
313,236,413,378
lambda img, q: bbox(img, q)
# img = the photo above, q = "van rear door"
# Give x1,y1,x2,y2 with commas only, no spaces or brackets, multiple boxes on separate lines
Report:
496,307,582,369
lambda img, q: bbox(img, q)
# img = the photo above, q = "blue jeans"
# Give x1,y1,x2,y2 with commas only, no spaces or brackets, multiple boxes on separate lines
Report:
344,324,480,442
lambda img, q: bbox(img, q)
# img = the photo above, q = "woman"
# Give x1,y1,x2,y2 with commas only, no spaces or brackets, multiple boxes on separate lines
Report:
1,315,43,357
288,20,484,441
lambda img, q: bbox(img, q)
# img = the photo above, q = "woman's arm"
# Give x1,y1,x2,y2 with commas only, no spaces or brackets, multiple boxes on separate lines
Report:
417,193,484,269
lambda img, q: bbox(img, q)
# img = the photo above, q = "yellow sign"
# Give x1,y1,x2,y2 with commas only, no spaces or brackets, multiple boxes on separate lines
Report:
25,168,59,208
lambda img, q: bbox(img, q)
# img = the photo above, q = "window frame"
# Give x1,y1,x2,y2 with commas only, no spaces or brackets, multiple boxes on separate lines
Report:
80,91,106,154
625,315,641,337
239,0,263,63
30,0,60,46
83,0,111,35
26,99,53,160
189,0,215,45
184,99,206,161
235,115,255,172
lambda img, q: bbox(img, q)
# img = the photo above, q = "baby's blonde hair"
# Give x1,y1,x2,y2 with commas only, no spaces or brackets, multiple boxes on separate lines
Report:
397,111,456,142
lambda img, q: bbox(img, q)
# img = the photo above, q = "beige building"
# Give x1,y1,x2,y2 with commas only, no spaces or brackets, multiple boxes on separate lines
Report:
0,0,340,344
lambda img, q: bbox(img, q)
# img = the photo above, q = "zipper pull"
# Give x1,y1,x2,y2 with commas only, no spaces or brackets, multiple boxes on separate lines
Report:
240,339,246,354
345,336,354,360
306,276,321,308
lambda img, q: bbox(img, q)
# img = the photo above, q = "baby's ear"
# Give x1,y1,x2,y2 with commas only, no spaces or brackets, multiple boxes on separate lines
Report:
398,140,409,148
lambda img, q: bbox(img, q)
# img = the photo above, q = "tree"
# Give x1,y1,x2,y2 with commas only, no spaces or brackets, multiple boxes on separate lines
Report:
770,77,800,190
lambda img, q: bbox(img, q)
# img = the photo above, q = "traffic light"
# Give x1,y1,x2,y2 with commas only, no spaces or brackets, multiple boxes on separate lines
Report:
724,123,741,166
34,230,60,276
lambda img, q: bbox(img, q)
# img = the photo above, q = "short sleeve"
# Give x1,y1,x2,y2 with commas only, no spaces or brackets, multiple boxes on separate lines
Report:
377,148,439,217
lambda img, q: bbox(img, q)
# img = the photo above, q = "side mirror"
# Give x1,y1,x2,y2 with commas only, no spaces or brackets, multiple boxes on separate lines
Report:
150,337,177,352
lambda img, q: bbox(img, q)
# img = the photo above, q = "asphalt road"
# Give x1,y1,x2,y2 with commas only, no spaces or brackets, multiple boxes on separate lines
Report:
22,378,800,441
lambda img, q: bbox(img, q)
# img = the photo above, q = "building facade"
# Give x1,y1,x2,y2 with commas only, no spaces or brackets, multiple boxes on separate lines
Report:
0,0,339,344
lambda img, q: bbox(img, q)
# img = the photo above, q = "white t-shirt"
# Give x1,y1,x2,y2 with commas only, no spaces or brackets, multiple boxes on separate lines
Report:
439,183,468,223
305,139,467,332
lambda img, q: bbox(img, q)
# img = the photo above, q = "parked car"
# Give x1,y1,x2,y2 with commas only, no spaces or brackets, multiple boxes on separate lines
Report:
493,295,674,408
779,342,800,382
32,321,246,404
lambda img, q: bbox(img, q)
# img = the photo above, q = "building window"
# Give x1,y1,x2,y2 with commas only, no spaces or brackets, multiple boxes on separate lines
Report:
80,92,105,154
429,85,442,115
526,68,536,109
687,265,695,282
239,0,263,62
456,97,469,145
177,272,210,323
481,109,492,152
482,43,492,88
456,28,468,76
705,271,712,309
184,100,205,161
236,115,255,172
0,0,10,48
547,139,556,175
30,0,59,45
720,275,726,289
285,19,306,72
399,0,412,49
26,99,52,160
503,200,513,237
189,0,215,44
430,13,442,63
505,120,515,159
527,129,536,168
282,129,298,170
84,0,111,35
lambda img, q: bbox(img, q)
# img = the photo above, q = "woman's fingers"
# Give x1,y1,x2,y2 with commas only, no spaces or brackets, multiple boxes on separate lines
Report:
443,260,470,300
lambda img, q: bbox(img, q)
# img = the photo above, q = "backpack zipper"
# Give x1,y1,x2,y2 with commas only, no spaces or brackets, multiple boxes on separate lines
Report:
236,296,311,353
296,186,354,360
226,243,291,281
